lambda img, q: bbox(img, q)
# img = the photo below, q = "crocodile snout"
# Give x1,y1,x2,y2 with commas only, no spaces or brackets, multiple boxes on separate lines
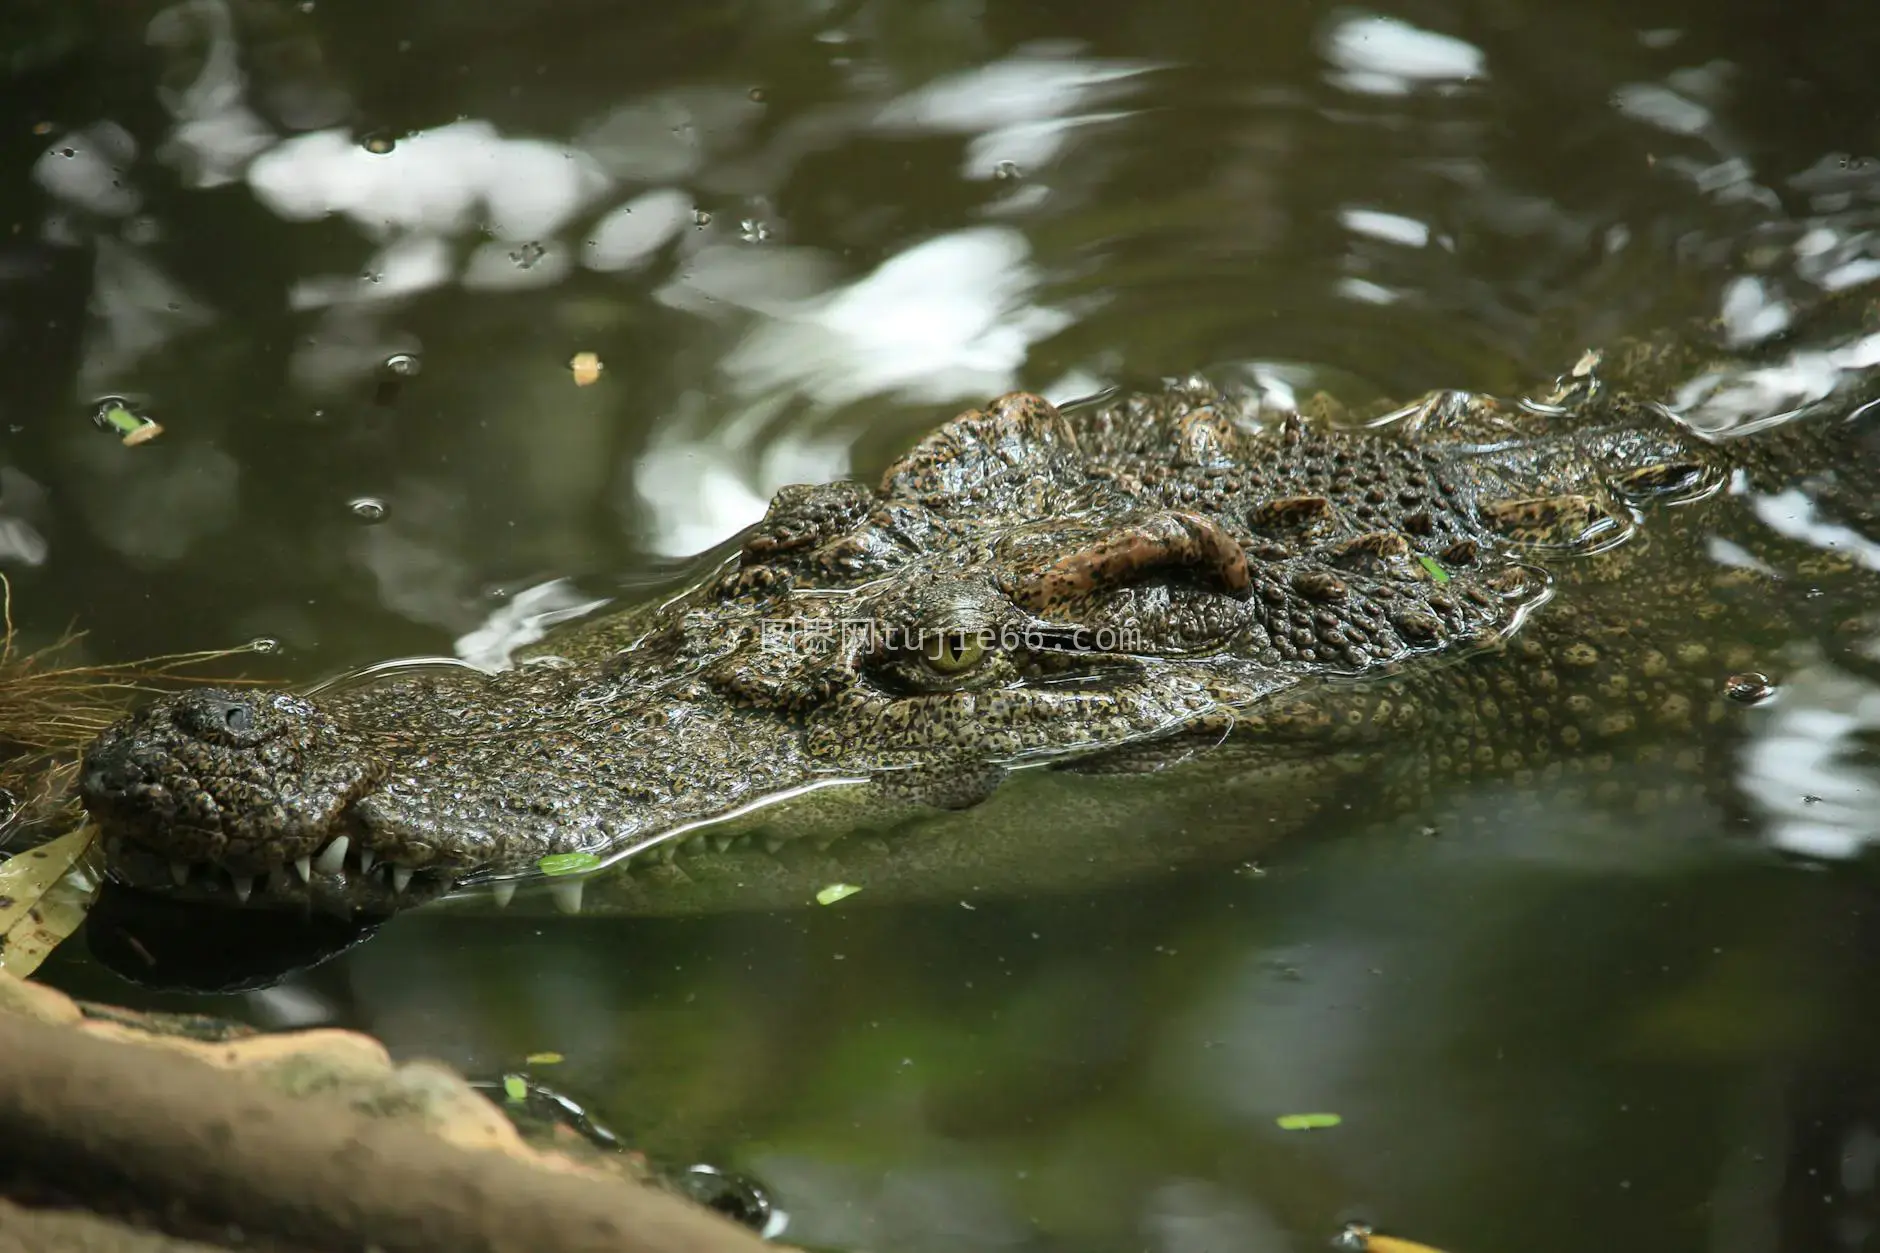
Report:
76,688,436,913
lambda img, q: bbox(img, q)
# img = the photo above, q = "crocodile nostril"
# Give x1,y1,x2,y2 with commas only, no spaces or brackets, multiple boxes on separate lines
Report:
79,743,136,798
221,701,253,734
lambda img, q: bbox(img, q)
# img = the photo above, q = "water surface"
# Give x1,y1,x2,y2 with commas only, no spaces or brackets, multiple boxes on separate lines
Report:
9,1,1880,1249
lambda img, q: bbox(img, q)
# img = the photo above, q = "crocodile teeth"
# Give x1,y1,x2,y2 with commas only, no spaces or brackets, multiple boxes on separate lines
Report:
550,879,584,914
710,835,733,853
491,882,516,908
231,874,254,903
293,856,312,882
764,837,786,855
390,866,413,894
313,836,349,875
169,861,190,887
358,849,376,874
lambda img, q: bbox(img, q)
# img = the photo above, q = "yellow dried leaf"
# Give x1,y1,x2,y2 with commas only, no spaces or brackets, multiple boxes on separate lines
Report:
1341,1225,1453,1253
0,824,102,976
569,352,603,386
1363,1236,1452,1253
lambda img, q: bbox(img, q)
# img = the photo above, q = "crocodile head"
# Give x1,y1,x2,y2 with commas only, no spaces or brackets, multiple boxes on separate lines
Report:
80,385,1697,916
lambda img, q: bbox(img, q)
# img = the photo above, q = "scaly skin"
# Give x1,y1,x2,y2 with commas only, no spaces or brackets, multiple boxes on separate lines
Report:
77,309,1880,918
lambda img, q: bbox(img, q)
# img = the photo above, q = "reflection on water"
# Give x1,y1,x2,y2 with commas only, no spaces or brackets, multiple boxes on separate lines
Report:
645,224,1071,554
1321,14,1486,97
1741,657,1880,859
10,0,1880,1249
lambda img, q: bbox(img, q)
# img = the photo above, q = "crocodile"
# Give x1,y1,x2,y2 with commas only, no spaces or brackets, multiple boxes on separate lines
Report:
76,303,1880,921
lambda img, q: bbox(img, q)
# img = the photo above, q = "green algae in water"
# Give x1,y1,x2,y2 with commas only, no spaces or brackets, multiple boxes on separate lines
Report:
1416,555,1450,584
537,852,601,876
502,1074,527,1102
815,883,863,905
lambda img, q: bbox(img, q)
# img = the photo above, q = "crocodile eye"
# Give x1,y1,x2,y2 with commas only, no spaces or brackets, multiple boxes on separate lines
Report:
923,628,987,675
175,693,264,744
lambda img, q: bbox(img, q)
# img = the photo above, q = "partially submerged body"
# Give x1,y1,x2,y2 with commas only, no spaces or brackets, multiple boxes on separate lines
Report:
77,301,1880,919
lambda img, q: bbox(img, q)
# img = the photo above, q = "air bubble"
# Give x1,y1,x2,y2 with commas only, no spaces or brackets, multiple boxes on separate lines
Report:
1333,1223,1373,1253
360,131,397,154
374,353,420,406
992,160,1022,180
692,210,712,227
349,497,388,522
676,1164,773,1232
248,637,281,654
1723,672,1776,704
738,219,770,243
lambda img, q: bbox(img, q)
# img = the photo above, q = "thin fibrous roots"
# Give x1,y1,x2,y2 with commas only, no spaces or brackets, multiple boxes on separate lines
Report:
0,574,271,842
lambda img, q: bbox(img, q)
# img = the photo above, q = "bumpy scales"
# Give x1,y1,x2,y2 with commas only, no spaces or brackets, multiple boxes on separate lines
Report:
78,341,1878,917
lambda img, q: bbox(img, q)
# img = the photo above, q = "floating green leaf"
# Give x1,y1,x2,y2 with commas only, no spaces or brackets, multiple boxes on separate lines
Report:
537,852,600,876
815,883,863,906
92,401,163,446
524,1051,564,1066
1275,1112,1342,1131
1415,555,1450,584
502,1074,527,1103
99,405,138,432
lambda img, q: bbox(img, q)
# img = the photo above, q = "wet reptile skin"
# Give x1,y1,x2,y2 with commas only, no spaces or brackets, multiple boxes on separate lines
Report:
77,319,1880,918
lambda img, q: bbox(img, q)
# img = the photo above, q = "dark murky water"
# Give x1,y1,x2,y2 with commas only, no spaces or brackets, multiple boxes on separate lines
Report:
9,1,1880,1249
